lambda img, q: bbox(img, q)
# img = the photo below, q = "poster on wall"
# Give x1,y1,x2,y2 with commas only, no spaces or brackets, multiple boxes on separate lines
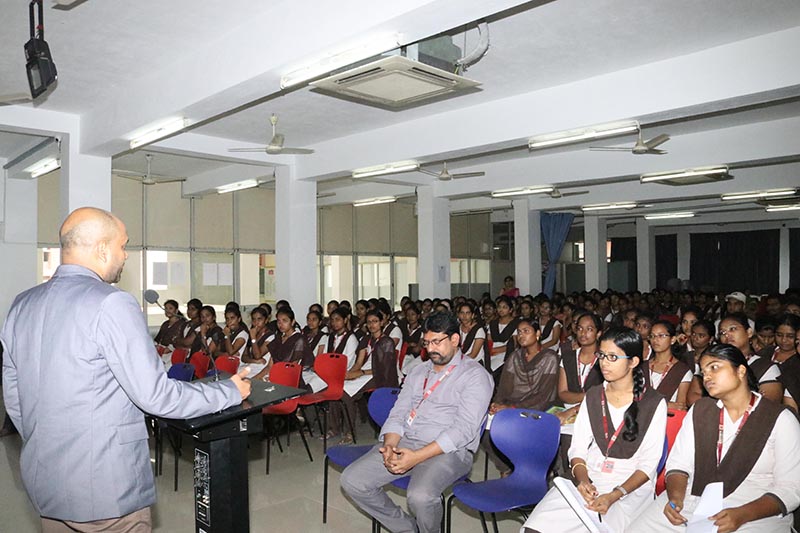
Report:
218,263,233,286
203,263,218,286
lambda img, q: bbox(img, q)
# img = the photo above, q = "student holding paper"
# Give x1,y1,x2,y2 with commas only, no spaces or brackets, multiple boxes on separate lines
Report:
522,327,667,533
629,343,800,533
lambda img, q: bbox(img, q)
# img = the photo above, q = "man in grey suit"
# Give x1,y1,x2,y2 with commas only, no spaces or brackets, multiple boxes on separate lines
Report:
1,207,252,532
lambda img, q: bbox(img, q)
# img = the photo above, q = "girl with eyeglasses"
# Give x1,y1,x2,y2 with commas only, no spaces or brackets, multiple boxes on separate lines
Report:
629,344,800,533
646,320,692,411
766,314,800,414
522,327,667,533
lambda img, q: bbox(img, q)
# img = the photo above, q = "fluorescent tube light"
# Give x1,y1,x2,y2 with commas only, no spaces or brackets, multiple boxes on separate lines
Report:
640,166,729,183
216,179,261,194
528,120,638,150
353,196,396,207
491,186,555,198
352,160,419,179
280,34,400,89
129,118,188,149
765,204,800,212
581,202,637,212
721,188,798,201
25,157,60,178
644,212,695,220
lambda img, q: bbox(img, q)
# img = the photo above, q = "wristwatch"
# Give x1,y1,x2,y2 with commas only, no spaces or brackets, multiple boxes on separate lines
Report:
613,485,628,498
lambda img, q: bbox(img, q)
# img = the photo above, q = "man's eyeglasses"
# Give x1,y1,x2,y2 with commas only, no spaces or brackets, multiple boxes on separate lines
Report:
421,335,450,348
597,351,632,362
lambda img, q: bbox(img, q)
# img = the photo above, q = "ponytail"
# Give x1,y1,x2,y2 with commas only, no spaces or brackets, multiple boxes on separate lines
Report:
623,365,645,442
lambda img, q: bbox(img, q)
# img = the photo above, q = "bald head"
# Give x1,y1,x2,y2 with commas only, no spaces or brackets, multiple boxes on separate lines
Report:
60,207,128,283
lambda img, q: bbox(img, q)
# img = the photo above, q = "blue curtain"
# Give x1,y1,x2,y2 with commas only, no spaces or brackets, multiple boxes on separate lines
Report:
541,212,574,297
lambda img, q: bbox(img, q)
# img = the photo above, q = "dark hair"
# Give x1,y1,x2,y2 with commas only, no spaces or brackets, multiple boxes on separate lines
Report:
680,305,703,321
225,301,240,313
309,303,323,314
754,317,776,333
405,304,420,316
692,319,716,339
356,299,369,309
483,300,497,309
599,327,645,442
339,300,352,311
377,301,393,318
187,298,203,311
720,312,750,330
276,307,295,322
276,299,290,310
516,317,539,331
504,275,514,282
251,307,268,319
259,302,273,315
306,310,323,323
576,311,603,331
224,306,242,320
495,295,513,309
330,308,350,321
366,309,384,322
651,319,676,337
164,299,180,310
635,311,655,325
422,311,459,337
702,343,759,392
776,313,800,332
458,301,476,315
200,305,217,320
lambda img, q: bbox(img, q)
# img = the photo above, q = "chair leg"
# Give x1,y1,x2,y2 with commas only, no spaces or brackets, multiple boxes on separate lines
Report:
341,400,357,444
299,405,314,437
315,404,325,435
265,428,271,475
271,417,284,453
173,432,181,492
323,455,329,523
295,415,313,463
322,403,329,453
478,512,490,533
445,494,455,533
490,512,499,533
440,494,446,533
484,450,489,480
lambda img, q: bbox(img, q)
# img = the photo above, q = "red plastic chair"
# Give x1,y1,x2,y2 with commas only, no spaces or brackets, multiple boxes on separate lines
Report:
214,355,240,375
655,408,688,494
170,348,189,365
262,362,313,474
155,344,167,356
296,352,352,452
397,342,409,370
189,351,211,379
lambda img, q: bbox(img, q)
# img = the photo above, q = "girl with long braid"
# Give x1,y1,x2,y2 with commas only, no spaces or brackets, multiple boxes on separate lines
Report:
522,327,667,533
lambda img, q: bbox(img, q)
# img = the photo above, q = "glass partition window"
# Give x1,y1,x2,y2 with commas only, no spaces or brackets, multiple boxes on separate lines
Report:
146,251,191,327
190,251,234,322
358,255,391,300
393,256,417,308
451,259,469,283
321,254,354,305
38,247,61,283
239,253,276,307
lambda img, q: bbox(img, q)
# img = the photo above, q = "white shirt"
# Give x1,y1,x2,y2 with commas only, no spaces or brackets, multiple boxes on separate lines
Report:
649,367,693,402
747,354,782,383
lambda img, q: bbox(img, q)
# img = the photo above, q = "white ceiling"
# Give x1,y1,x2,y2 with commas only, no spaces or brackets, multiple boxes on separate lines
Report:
0,0,799,227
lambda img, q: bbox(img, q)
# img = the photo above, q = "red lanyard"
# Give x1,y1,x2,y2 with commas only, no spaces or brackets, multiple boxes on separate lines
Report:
717,393,756,466
407,363,457,426
599,389,626,457
577,348,597,388
651,356,675,380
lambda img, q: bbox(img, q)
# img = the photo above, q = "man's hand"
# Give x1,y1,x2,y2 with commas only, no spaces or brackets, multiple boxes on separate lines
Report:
711,507,747,533
663,500,688,526
386,447,419,475
230,367,252,400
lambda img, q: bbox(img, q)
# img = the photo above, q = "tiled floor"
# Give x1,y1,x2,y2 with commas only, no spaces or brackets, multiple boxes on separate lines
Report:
0,403,526,532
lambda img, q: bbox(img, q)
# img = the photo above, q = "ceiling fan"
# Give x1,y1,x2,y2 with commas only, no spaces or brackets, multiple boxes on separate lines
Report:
228,114,314,155
112,154,185,185
549,187,589,199
590,130,670,155
419,161,485,181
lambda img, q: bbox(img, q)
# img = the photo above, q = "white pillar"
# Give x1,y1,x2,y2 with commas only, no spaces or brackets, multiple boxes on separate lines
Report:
584,216,607,291
417,185,450,298
779,226,790,292
636,218,656,292
60,134,111,219
513,199,542,296
0,167,39,321
275,166,317,313
676,228,691,281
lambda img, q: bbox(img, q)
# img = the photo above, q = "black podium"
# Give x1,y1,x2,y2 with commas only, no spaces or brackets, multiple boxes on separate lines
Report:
162,376,306,533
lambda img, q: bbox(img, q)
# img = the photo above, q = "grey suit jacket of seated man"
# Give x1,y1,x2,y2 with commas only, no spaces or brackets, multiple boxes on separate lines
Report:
0,264,242,522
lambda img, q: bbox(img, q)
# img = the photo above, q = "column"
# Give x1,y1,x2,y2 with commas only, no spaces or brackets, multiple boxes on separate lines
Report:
0,166,39,320
274,166,317,314
779,226,790,292
513,198,542,296
584,216,608,291
636,218,656,292
60,133,112,219
676,228,690,282
417,185,450,298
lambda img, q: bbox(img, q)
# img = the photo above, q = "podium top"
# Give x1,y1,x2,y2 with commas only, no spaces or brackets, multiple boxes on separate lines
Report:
160,376,306,433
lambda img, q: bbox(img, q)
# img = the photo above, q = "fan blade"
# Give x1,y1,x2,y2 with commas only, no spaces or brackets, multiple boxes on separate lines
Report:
146,177,186,184
266,147,315,155
589,147,631,151
561,190,590,197
646,149,668,155
450,171,485,179
418,168,441,178
644,133,670,149
228,147,268,152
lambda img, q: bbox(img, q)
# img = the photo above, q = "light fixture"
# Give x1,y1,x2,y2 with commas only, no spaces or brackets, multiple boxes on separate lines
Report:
280,34,401,89
644,212,695,220
581,202,637,212
129,118,189,149
490,186,555,198
24,157,60,178
25,0,58,99
216,179,261,194
765,204,800,212
352,160,419,179
721,188,798,201
640,166,730,185
528,120,638,150
353,196,397,207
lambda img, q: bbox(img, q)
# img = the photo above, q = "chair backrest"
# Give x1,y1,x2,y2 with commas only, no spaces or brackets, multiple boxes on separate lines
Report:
367,387,401,427
171,348,189,365
656,408,688,494
215,355,240,375
189,351,211,379
313,352,348,398
490,409,560,493
167,363,195,382
268,361,302,388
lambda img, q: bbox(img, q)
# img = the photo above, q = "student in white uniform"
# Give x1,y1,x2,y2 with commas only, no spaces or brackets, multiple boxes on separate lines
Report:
646,320,693,411
629,343,800,533
521,327,667,533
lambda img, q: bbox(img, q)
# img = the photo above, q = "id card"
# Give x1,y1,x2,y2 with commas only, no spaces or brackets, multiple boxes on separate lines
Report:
406,408,417,426
601,459,615,473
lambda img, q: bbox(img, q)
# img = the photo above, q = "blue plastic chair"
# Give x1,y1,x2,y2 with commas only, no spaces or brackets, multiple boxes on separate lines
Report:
445,409,560,533
167,362,195,382
323,387,401,523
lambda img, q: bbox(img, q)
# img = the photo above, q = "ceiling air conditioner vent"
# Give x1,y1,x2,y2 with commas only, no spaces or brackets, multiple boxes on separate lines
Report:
310,55,480,108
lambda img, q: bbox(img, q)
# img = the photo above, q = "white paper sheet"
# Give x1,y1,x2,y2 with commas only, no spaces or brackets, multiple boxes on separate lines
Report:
686,482,723,533
553,477,609,533
170,261,187,286
202,263,218,286
152,262,168,286
218,263,233,286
